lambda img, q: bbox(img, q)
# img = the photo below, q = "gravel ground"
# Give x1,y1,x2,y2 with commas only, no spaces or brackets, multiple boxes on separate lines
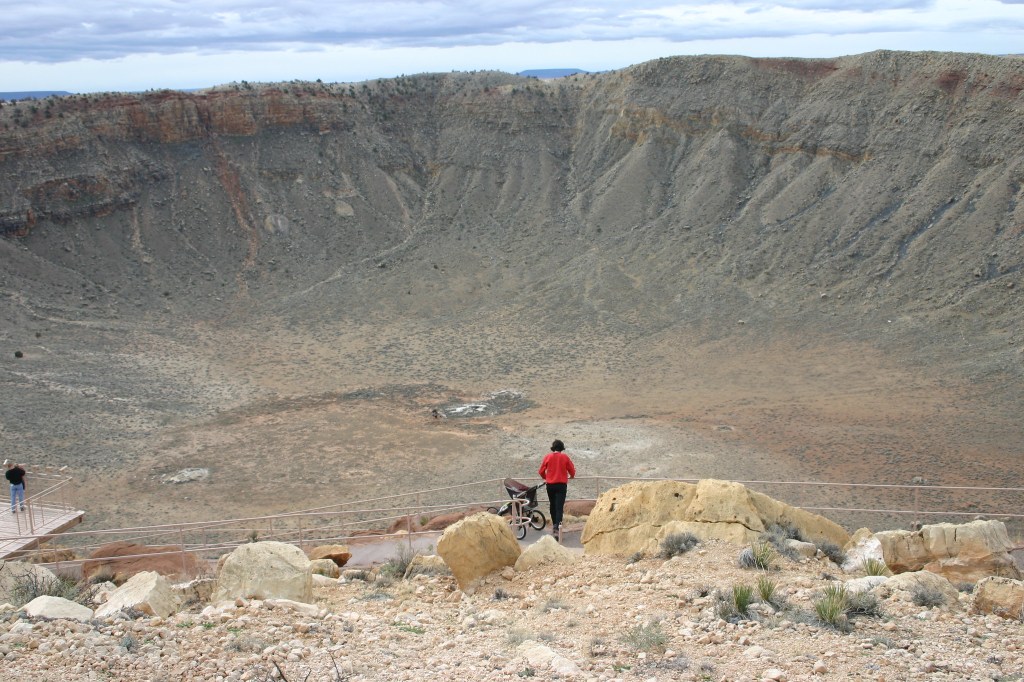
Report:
0,540,1021,681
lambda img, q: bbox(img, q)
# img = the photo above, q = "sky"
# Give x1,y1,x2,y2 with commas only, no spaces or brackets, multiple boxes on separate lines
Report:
1,0,1023,93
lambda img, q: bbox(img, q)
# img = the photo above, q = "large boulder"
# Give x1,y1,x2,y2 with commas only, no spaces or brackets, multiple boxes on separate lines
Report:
872,570,960,607
213,541,313,604
842,528,886,573
437,512,521,590
581,479,849,556
23,595,93,622
515,536,579,573
307,545,352,568
973,577,1024,619
874,520,1021,583
95,570,179,618
0,561,58,606
82,542,203,583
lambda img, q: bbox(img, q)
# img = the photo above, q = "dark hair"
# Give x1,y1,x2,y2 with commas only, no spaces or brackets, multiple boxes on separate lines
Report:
551,439,565,452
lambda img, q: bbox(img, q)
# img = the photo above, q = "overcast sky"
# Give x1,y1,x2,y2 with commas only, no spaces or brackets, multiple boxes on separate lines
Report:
2,0,1023,93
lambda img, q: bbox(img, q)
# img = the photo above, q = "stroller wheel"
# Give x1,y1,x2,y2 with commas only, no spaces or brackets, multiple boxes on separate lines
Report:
513,519,527,540
529,509,546,530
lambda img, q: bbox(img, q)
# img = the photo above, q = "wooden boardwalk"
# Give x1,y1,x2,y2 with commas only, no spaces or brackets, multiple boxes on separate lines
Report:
0,504,85,560
0,468,84,561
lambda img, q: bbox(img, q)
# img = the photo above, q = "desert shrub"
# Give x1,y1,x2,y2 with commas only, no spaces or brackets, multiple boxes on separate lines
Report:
692,583,714,599
5,569,86,607
506,628,530,646
861,558,891,577
658,532,699,559
847,590,883,618
738,541,776,570
626,551,645,564
818,541,846,566
492,588,511,601
956,582,975,594
120,635,139,654
911,584,947,608
379,543,418,580
621,620,668,653
762,524,802,560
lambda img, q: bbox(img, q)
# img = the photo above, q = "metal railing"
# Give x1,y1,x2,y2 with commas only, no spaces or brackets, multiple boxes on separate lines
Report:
5,474,1022,577
1,465,77,536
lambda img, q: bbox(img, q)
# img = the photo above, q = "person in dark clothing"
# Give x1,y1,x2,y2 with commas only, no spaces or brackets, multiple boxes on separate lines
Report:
538,439,575,540
5,460,26,513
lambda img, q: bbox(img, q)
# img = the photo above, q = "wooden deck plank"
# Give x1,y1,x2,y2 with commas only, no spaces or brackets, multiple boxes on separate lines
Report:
0,505,85,560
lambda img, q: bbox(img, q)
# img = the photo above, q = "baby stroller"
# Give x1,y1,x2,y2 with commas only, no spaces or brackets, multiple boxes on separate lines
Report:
487,478,547,539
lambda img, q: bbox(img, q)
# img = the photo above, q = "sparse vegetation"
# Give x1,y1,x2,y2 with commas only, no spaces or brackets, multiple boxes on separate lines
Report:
658,531,699,559
818,541,847,566
620,620,668,653
4,567,86,607
814,583,851,631
756,574,783,608
911,584,948,608
626,550,645,564
739,541,777,570
861,558,891,576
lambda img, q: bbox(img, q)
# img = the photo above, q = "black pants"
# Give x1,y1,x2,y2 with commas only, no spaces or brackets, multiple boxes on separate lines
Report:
547,483,567,528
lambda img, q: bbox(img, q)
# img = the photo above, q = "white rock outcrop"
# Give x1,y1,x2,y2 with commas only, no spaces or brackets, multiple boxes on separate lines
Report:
874,519,1021,583
973,576,1024,619
515,535,579,572
213,541,313,604
95,571,179,619
23,595,93,622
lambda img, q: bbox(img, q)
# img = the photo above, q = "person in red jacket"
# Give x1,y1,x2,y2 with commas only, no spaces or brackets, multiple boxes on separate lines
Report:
539,439,575,539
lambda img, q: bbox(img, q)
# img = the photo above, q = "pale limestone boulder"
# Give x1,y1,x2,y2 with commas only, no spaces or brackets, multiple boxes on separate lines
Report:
875,520,1021,583
517,641,582,677
170,577,215,606
265,598,320,617
581,479,848,556
404,554,450,578
872,570,960,607
23,595,93,622
437,512,521,590
0,561,58,606
515,535,579,572
95,571,179,618
307,545,352,567
844,576,888,594
310,559,340,579
213,541,313,604
973,576,1024,619
785,539,818,559
842,528,885,573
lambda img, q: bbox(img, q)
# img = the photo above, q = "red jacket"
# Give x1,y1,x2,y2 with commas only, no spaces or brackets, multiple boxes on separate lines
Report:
539,451,576,485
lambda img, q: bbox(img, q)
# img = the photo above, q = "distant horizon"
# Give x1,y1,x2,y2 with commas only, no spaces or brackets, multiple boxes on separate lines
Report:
3,1,1023,93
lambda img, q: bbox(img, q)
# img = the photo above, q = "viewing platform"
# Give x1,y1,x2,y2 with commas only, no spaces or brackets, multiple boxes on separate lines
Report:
0,466,84,561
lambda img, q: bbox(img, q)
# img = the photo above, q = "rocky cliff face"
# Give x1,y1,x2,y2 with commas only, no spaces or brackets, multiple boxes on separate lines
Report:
2,51,1021,334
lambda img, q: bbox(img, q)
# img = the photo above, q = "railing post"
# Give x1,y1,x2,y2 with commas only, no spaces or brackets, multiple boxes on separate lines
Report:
406,511,413,554
179,525,188,578
298,516,304,551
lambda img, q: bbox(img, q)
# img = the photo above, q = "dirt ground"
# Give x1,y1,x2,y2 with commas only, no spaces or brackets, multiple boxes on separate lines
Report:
23,318,1016,546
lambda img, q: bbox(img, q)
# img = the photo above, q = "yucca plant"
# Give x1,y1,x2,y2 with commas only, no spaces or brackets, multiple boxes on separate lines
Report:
738,541,777,570
814,583,851,631
732,584,755,617
756,575,781,607
861,557,891,577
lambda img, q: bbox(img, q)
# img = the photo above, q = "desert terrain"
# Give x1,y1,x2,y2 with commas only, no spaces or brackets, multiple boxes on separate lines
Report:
0,50,1022,535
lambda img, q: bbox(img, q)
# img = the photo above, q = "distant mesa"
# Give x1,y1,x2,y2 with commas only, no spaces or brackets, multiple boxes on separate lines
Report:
0,91,73,101
517,68,588,79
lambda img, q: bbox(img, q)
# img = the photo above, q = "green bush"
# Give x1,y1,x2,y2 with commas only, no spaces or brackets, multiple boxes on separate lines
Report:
814,584,850,631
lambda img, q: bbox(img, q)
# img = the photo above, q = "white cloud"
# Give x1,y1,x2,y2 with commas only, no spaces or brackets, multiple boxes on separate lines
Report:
0,0,1021,91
